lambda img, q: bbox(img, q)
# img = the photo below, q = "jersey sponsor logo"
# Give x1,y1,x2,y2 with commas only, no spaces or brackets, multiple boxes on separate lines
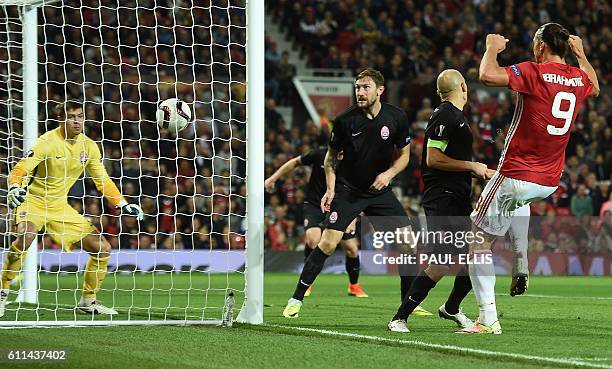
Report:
79,151,88,164
351,131,363,137
55,155,63,159
436,125,446,136
329,211,338,223
510,65,520,76
459,121,465,127
380,126,389,140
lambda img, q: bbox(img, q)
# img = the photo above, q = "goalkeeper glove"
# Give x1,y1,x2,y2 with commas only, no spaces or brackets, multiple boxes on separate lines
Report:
117,200,144,221
7,184,26,209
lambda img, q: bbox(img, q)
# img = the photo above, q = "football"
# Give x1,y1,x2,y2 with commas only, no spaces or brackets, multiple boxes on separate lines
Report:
156,98,192,132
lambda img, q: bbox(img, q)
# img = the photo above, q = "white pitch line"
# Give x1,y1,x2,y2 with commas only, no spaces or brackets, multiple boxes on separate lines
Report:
496,294,612,300
272,324,612,369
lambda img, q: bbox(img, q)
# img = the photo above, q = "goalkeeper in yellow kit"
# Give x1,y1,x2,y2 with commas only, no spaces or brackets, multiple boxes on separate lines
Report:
0,101,143,317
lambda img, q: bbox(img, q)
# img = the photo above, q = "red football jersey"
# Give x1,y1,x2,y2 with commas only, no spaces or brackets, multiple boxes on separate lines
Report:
498,61,593,186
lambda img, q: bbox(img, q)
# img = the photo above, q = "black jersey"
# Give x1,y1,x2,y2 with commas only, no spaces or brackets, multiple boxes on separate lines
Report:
329,103,411,196
300,147,327,205
421,100,473,200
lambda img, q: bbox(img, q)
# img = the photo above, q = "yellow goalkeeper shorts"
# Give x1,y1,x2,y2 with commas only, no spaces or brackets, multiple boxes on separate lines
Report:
14,196,97,251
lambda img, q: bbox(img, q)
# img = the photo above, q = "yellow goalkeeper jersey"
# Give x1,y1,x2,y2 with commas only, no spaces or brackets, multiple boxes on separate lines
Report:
8,127,125,207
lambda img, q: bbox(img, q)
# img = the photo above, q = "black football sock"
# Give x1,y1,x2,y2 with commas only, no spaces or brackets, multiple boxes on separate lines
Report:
304,245,313,261
444,268,472,315
393,271,437,321
398,262,418,302
345,256,360,284
400,275,414,302
292,247,329,301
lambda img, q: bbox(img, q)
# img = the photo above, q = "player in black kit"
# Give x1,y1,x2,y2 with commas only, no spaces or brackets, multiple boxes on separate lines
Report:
283,68,419,319
265,147,369,297
388,69,495,332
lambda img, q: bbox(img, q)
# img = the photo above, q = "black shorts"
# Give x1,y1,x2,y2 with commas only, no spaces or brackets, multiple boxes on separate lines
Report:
422,187,472,260
303,202,325,230
324,185,410,232
303,202,357,240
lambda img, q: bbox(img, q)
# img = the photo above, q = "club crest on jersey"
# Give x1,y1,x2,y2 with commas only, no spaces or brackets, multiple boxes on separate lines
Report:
380,126,389,140
329,211,338,224
304,218,309,227
80,151,88,164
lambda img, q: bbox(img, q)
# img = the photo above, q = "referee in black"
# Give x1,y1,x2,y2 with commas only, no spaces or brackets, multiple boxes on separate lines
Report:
283,68,416,318
388,69,495,332
264,147,368,297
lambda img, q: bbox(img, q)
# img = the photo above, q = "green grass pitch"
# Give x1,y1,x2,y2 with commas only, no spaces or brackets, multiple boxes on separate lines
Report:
0,273,610,369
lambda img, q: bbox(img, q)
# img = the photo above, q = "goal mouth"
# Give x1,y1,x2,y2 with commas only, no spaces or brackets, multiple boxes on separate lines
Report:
0,0,263,327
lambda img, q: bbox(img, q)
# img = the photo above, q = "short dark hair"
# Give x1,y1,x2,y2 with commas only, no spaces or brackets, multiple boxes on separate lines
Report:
55,100,83,119
355,68,385,87
535,23,570,58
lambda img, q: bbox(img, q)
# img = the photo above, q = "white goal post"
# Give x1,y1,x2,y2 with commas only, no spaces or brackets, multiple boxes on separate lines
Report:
0,0,263,327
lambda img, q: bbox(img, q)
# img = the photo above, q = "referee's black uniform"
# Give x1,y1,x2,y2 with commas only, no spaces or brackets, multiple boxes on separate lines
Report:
325,103,411,232
421,100,473,257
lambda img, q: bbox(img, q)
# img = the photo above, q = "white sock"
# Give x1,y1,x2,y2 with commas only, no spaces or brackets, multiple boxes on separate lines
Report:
469,250,498,326
509,205,530,275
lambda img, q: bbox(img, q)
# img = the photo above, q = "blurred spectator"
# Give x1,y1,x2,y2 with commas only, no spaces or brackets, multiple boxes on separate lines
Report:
571,185,594,220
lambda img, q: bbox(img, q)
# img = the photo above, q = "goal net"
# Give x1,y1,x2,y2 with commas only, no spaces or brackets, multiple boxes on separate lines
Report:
0,0,263,327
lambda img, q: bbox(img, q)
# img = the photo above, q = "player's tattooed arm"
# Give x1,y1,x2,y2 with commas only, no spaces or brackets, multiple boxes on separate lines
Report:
324,147,340,172
321,146,338,213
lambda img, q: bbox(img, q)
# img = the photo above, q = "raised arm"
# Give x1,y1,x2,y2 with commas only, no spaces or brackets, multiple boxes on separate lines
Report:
569,35,600,97
264,156,301,193
479,34,510,87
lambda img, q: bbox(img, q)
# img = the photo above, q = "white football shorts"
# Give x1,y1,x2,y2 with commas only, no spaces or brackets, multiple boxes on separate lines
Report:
471,172,556,236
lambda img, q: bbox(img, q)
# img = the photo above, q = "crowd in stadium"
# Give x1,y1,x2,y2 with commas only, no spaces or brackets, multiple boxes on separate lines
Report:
263,0,611,253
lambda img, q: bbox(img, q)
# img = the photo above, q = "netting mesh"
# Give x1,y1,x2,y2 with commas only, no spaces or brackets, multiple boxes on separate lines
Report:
0,6,23,251
0,0,248,325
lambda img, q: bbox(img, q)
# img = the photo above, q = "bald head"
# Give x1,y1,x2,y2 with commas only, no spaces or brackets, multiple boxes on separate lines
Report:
437,69,464,97
436,69,468,108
